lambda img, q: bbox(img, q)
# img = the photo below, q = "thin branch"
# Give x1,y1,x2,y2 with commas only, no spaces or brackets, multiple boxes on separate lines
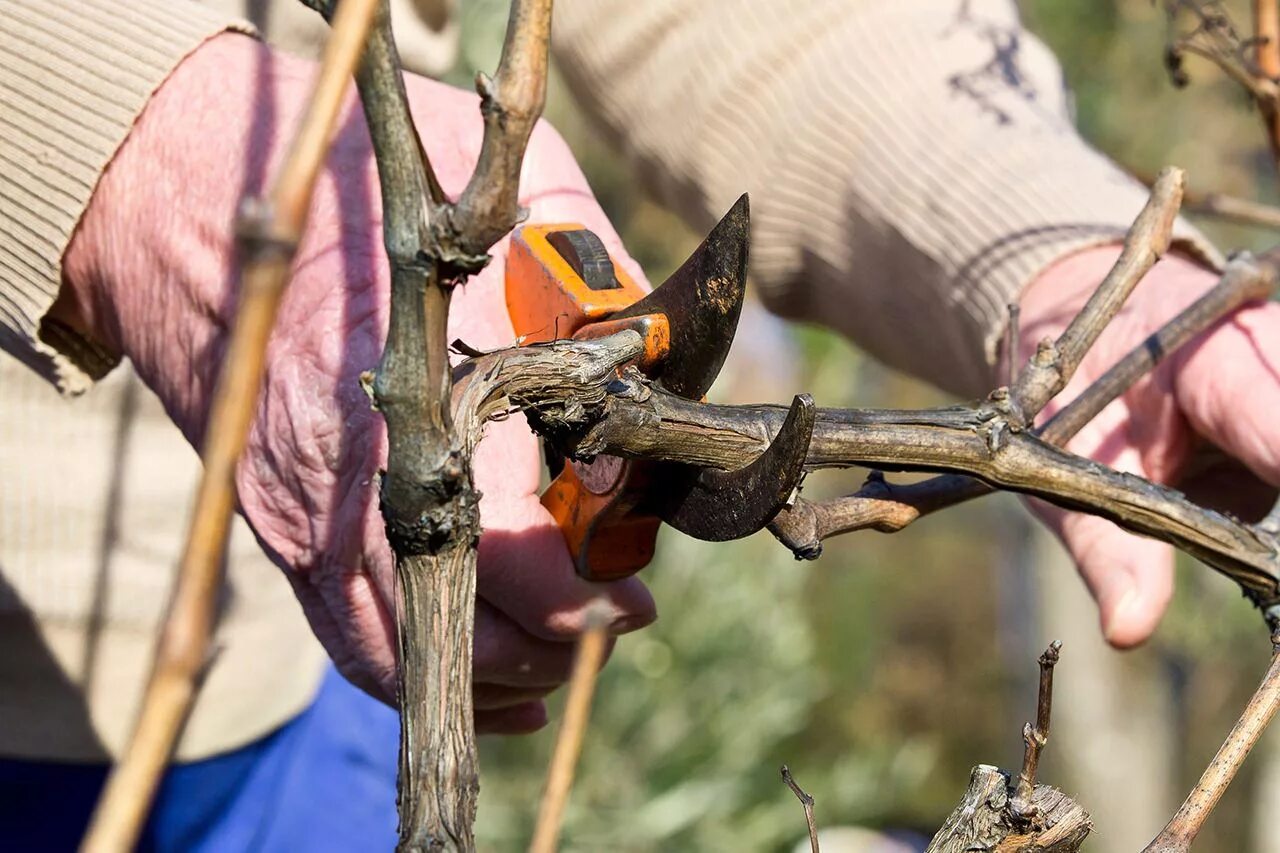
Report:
1186,189,1280,229
768,167,1185,546
781,766,820,853
1008,166,1184,425
596,383,1280,599
1257,0,1280,166
926,643,1087,852
443,0,552,262
1165,0,1280,174
1131,158,1280,229
528,601,611,853
79,3,381,851
1257,0,1280,77
1165,1,1277,99
769,249,1278,555
1004,302,1021,388
1176,38,1279,100
1143,638,1280,852
1010,641,1063,822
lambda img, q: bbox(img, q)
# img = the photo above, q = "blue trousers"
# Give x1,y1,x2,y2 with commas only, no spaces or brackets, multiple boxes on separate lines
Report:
0,666,400,852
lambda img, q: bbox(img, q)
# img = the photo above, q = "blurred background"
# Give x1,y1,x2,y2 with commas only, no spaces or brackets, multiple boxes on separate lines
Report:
445,1,1280,850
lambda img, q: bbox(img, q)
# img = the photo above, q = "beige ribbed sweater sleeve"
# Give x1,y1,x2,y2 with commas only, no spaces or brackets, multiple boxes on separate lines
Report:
552,0,1220,397
0,0,252,393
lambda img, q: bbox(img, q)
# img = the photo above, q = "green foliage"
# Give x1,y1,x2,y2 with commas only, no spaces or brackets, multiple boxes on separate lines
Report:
477,534,821,851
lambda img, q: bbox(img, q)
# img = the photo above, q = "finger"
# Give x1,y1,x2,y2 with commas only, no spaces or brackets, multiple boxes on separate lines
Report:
1040,400,1178,647
1174,300,1280,487
474,684,557,710
476,492,657,641
309,567,399,698
1033,501,1176,648
476,701,549,736
286,570,396,704
471,415,657,640
476,600,612,687
1178,443,1278,521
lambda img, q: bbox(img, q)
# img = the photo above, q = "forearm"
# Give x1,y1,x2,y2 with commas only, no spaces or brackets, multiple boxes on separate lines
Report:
60,33,318,443
553,0,1220,397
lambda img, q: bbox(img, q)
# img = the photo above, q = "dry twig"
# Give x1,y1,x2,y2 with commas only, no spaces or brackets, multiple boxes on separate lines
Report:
1009,641,1062,821
1258,0,1280,78
926,643,1087,853
1143,634,1280,852
76,1,378,850
79,2,381,850
1256,0,1280,161
781,766,820,853
769,168,1187,547
1185,188,1280,228
1132,164,1280,229
529,601,611,853
1164,1,1275,100
1164,0,1280,173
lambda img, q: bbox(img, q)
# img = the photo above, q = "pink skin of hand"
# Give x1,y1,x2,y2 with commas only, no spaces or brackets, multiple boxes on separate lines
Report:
1016,247,1280,648
57,33,655,733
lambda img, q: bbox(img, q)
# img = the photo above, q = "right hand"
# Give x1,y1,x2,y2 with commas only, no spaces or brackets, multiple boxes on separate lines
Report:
59,33,657,731
1014,247,1280,648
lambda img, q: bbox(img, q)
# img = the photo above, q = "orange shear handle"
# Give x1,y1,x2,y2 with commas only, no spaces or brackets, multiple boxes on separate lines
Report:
505,224,667,580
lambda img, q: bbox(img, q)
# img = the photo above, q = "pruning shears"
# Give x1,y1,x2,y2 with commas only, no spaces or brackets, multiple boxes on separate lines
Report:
504,195,816,581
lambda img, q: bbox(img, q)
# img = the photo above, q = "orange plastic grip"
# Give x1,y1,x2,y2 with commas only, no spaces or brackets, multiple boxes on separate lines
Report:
539,459,658,581
505,224,647,344
505,224,662,580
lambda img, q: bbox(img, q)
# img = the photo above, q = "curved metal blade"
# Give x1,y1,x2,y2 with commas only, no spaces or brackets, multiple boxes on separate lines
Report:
657,394,816,542
611,194,749,400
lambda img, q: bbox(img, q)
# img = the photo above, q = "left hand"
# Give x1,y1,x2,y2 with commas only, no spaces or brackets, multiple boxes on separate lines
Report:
1014,246,1280,647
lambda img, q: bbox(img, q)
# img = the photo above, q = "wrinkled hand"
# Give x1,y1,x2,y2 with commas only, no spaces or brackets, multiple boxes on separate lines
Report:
61,34,655,732
1016,246,1280,647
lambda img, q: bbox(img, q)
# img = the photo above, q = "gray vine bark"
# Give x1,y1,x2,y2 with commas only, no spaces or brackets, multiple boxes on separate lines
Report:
926,766,1091,853
302,0,553,847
